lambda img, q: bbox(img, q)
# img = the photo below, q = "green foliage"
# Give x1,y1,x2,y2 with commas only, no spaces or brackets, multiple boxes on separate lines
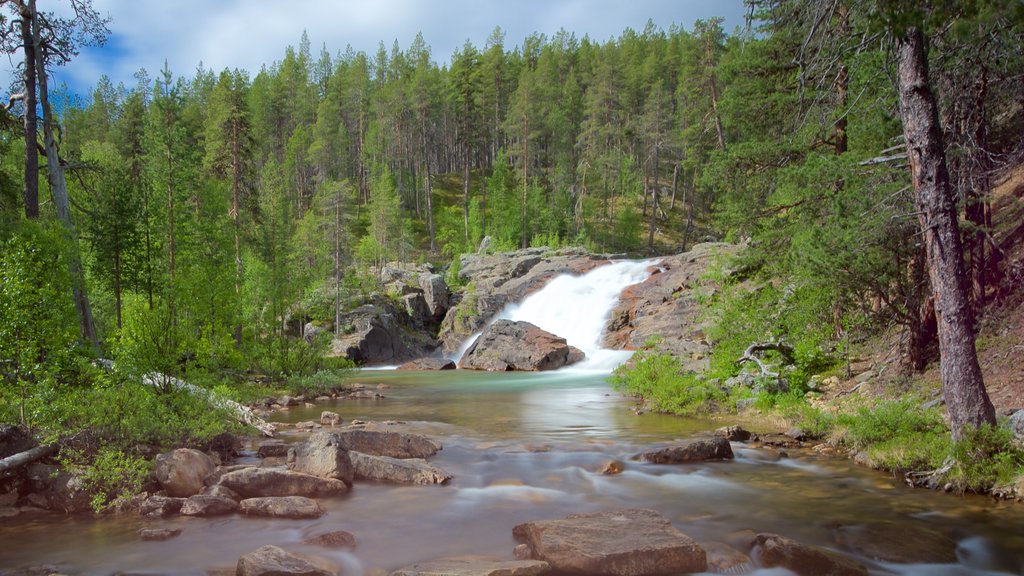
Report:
610,340,725,415
285,367,353,397
78,447,151,513
0,223,82,427
945,424,1024,493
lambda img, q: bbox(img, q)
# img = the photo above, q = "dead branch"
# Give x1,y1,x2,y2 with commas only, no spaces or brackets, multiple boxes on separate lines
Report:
736,341,796,378
0,443,55,478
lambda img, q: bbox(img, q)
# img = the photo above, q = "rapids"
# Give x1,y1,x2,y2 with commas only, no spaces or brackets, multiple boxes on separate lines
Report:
1,370,1022,575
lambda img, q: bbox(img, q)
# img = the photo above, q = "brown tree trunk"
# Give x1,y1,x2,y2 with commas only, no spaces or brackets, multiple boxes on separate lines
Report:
897,27,995,440
19,0,39,219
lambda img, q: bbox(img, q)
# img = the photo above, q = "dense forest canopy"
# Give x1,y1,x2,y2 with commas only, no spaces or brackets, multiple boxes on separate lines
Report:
1,0,1022,460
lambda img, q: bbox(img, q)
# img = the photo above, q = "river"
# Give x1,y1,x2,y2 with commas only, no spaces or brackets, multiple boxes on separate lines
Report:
1,368,1022,575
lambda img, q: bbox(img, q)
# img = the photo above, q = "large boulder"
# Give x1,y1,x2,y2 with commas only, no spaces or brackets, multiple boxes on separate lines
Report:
287,431,354,486
512,508,707,576
350,452,452,485
335,430,442,459
25,463,90,513
604,243,739,371
420,273,450,322
751,533,868,576
154,448,216,497
217,467,349,498
391,558,551,576
236,545,332,576
460,320,584,371
331,297,438,365
179,494,238,516
639,437,734,464
239,496,324,519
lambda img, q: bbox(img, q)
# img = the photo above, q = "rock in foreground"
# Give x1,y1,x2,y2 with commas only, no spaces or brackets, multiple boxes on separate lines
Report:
179,494,238,517
460,320,584,371
513,508,707,575
350,452,452,484
217,467,349,498
639,437,734,464
752,533,868,576
236,545,332,576
391,557,551,576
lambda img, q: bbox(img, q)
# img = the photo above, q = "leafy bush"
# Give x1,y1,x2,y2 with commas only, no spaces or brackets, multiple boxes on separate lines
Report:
79,447,151,513
286,367,353,397
611,341,725,415
945,424,1024,494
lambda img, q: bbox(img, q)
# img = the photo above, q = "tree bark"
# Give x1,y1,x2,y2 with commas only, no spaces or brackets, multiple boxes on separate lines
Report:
33,9,99,350
0,444,55,477
19,0,39,219
896,27,995,440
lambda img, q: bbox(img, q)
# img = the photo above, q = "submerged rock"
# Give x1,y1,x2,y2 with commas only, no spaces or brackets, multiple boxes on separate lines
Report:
303,530,356,549
154,448,216,498
715,425,752,442
459,320,584,371
350,452,452,485
639,437,734,464
139,528,182,541
512,508,707,576
236,545,332,576
700,542,754,574
390,557,551,576
217,467,349,498
751,533,868,576
335,430,442,459
830,523,957,564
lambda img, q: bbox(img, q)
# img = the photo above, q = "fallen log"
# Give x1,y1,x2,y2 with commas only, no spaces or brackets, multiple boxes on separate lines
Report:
0,444,55,478
97,360,275,437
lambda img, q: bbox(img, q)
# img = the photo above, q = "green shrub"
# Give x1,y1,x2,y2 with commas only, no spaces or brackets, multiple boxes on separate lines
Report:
611,341,726,415
79,447,151,513
945,424,1024,493
286,368,352,397
835,398,946,451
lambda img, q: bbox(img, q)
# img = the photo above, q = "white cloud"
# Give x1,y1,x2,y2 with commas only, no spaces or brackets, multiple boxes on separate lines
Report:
38,0,746,94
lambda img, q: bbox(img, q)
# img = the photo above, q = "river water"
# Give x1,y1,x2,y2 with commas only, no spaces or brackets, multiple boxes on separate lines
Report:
1,368,1022,575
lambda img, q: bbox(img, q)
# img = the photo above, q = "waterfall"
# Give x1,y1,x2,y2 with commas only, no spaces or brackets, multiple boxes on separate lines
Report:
458,259,657,371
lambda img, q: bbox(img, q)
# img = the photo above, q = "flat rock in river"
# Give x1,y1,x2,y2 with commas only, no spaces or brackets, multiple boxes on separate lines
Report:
236,545,332,576
512,508,707,576
350,452,452,484
239,496,324,519
217,467,349,498
390,557,551,576
639,437,734,463
335,429,442,459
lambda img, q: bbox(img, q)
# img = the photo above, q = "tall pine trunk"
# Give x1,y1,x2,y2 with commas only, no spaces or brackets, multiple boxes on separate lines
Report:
896,27,994,441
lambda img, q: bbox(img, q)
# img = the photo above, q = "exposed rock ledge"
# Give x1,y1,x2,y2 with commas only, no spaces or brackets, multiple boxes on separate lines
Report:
460,320,585,371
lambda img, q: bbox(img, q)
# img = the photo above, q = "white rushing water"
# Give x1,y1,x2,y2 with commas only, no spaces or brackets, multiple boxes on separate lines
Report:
472,259,657,371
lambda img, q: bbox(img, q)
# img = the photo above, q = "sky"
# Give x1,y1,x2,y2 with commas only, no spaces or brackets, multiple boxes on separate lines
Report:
25,0,749,97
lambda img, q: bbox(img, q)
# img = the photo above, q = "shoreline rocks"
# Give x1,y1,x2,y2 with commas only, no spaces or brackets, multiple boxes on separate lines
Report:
638,437,734,464
217,467,349,498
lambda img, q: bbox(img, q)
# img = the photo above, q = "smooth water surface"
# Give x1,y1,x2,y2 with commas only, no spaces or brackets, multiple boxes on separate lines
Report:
1,369,1022,575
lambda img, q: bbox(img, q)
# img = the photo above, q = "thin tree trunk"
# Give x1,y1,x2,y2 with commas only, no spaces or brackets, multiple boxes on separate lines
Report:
19,0,39,219
897,26,995,441
231,119,243,345
33,12,99,350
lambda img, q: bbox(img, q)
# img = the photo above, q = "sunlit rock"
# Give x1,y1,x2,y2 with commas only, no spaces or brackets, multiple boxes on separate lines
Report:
639,437,734,464
459,320,584,371
154,448,216,498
